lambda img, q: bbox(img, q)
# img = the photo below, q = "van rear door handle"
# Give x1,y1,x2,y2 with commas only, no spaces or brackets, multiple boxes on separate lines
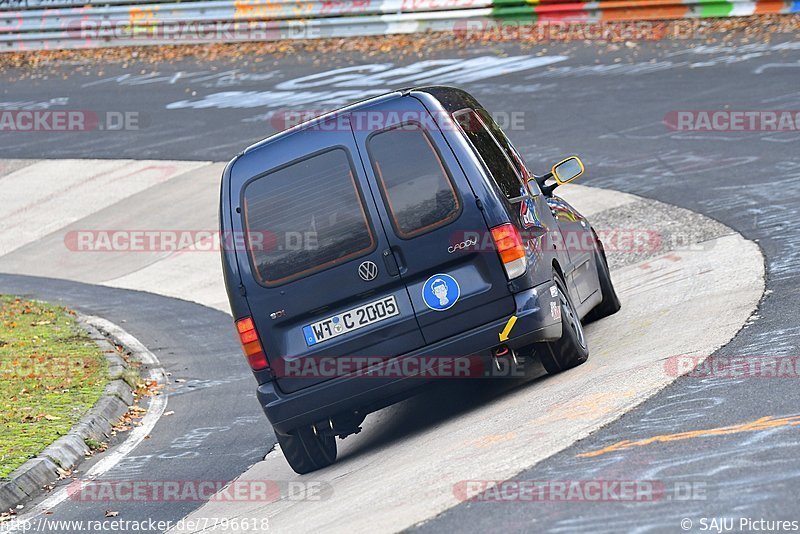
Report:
382,248,400,277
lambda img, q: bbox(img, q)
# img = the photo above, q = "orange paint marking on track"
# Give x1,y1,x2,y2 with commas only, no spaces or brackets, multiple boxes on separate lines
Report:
577,414,800,458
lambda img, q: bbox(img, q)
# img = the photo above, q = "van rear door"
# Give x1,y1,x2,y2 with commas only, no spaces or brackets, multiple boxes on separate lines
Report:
230,116,426,393
351,97,515,345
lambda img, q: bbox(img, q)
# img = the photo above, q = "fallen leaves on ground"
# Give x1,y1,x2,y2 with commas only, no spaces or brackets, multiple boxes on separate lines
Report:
0,15,796,77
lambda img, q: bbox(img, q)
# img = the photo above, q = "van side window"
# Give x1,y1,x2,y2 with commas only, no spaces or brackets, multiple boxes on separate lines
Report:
475,108,531,181
453,109,526,201
243,148,375,285
368,123,461,239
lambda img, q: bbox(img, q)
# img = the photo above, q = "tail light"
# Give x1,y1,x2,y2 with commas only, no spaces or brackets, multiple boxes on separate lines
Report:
491,223,527,279
235,317,269,370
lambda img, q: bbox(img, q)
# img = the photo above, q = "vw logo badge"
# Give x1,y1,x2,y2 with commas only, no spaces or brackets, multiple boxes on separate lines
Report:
358,261,378,281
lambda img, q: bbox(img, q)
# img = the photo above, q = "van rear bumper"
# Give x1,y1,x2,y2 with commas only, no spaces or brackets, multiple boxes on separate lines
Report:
257,280,561,434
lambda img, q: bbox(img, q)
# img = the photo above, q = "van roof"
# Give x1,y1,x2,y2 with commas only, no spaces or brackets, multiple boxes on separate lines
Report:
241,90,404,156
239,85,471,157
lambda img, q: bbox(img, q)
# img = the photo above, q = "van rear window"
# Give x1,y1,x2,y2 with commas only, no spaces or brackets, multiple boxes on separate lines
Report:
243,148,375,285
368,123,460,239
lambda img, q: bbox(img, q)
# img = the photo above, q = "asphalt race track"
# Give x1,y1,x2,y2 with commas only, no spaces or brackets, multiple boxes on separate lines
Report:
1,32,799,532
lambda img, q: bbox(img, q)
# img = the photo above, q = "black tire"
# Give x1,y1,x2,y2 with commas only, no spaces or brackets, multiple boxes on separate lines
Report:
275,425,337,474
584,237,621,323
538,272,589,375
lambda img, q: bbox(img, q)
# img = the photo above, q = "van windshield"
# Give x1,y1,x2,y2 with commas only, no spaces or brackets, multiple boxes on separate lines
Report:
242,148,376,285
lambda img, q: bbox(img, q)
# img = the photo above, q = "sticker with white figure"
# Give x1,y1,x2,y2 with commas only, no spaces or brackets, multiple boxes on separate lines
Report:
422,274,460,312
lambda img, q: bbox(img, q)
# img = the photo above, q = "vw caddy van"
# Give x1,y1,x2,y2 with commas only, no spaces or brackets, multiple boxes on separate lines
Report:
221,86,620,473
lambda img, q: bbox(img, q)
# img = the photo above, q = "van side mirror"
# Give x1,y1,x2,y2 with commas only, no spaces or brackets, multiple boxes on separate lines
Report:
552,156,584,185
534,156,585,197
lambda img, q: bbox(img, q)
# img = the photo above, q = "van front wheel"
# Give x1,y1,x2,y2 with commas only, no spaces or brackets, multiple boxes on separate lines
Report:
584,233,621,323
275,425,337,474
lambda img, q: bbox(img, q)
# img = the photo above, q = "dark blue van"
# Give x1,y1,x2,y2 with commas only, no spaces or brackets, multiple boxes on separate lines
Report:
220,86,620,473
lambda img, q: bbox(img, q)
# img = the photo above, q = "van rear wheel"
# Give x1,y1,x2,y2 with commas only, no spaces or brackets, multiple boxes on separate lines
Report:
538,272,589,374
275,425,337,474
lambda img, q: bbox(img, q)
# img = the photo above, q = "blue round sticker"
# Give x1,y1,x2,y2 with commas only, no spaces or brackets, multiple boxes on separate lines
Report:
422,274,460,311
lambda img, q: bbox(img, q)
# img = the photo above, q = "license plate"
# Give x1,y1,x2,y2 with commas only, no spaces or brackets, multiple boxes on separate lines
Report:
303,295,399,346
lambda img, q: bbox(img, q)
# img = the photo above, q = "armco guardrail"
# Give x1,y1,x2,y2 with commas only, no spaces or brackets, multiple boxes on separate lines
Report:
0,0,797,52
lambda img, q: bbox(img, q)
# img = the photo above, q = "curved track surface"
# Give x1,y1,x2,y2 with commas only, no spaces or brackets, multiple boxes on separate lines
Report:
1,32,797,532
